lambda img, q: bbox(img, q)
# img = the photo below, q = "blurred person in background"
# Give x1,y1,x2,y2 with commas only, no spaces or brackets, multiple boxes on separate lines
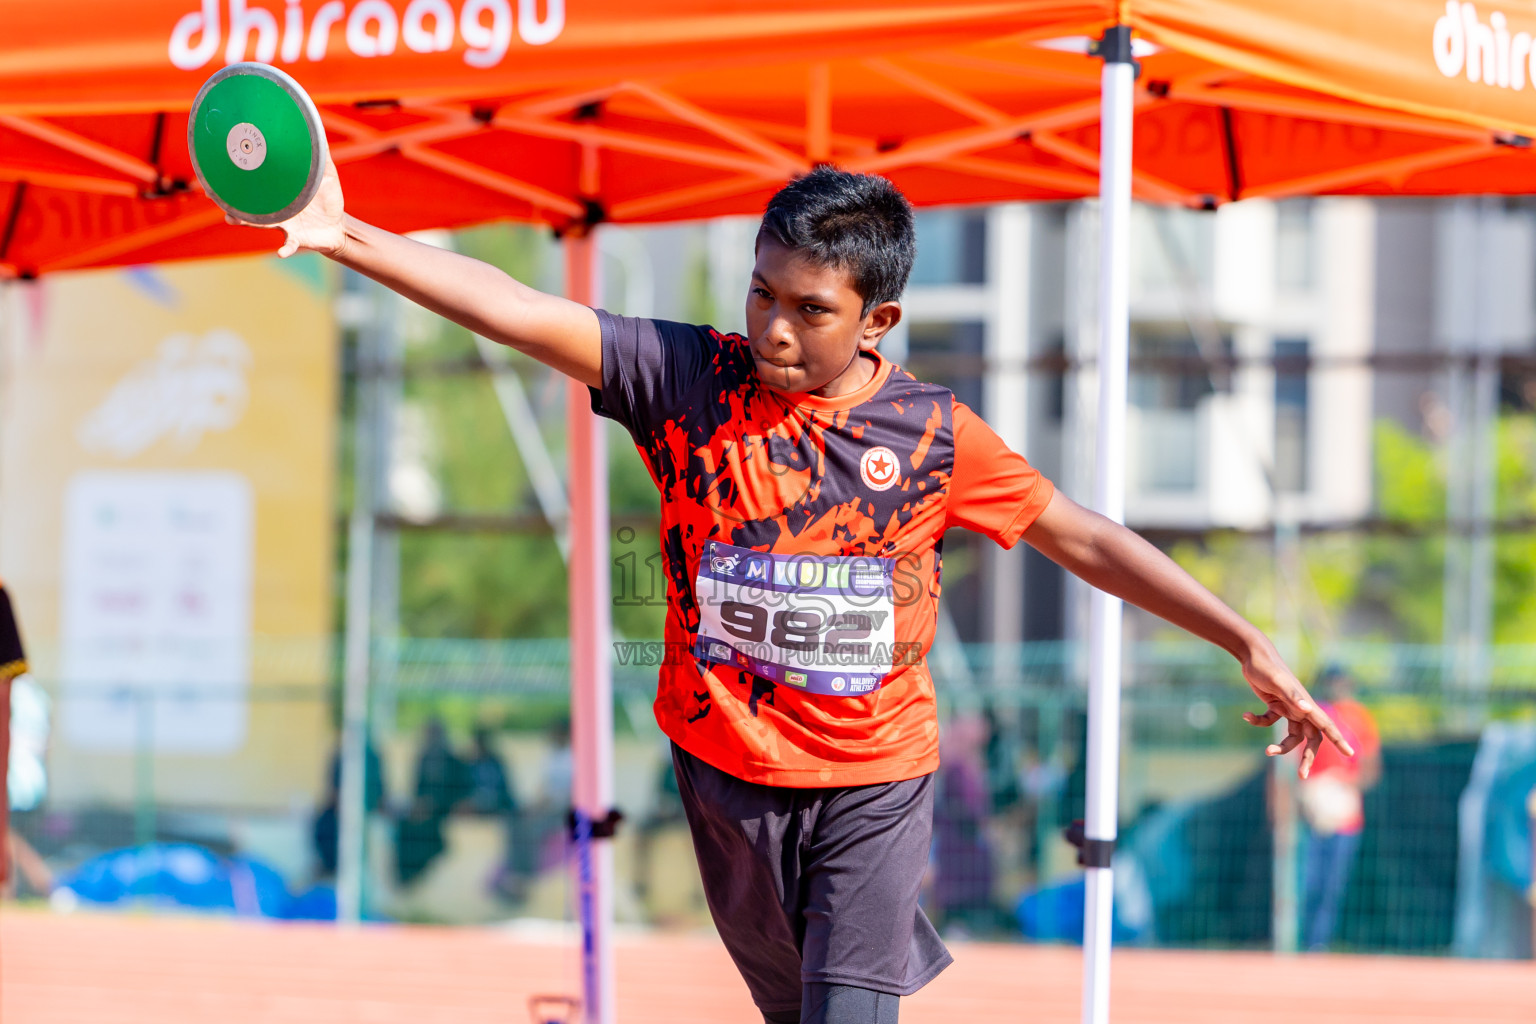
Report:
1296,664,1380,951
464,725,517,816
5,675,53,898
982,705,1022,816
539,716,574,810
506,716,573,894
394,717,469,886
932,712,1000,937
633,745,687,906
2,581,51,899
461,725,524,902
1018,748,1068,885
311,736,385,879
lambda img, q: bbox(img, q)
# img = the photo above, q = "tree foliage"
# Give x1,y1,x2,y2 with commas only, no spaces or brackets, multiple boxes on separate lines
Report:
346,223,667,642
1165,414,1536,675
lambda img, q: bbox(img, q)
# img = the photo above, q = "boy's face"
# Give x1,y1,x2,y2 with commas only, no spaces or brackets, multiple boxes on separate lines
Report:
746,238,901,398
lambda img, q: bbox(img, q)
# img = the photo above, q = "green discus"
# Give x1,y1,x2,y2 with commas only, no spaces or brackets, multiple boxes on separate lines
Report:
188,62,327,225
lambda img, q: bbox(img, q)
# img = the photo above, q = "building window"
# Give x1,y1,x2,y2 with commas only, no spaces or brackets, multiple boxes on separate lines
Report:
1132,205,1215,297
1131,325,1223,410
1274,337,1309,493
910,210,987,287
1044,331,1066,424
1130,325,1228,493
1276,200,1314,291
906,321,985,413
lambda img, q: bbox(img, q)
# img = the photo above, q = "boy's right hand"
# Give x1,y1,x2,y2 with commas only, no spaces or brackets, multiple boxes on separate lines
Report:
226,150,348,260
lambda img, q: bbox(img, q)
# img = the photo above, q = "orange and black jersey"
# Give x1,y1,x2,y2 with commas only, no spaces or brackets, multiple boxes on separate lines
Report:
590,310,1053,787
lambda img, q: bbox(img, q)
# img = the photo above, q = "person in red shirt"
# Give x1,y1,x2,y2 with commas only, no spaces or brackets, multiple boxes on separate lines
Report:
244,159,1352,1024
1296,665,1380,951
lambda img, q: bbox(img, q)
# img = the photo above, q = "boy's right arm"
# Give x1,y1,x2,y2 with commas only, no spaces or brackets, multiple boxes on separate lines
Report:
248,154,601,388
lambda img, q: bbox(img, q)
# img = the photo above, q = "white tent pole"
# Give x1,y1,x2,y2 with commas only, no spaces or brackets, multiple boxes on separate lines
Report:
1082,25,1135,1024
565,230,616,1024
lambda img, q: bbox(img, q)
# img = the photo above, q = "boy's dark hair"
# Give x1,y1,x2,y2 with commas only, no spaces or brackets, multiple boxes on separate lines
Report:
758,167,916,316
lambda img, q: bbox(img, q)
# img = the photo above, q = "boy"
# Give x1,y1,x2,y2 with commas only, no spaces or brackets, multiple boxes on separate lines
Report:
249,161,1350,1023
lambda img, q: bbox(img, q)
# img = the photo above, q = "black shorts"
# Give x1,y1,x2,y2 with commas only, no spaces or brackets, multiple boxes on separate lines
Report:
671,742,953,1016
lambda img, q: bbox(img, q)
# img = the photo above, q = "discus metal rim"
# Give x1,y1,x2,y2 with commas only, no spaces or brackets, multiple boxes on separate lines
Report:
188,62,328,226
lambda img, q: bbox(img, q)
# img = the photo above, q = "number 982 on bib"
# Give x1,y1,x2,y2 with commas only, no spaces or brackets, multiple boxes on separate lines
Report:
692,541,905,696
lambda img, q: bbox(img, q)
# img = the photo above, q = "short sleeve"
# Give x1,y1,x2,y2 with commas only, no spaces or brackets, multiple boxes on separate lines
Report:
587,309,715,440
945,401,1055,548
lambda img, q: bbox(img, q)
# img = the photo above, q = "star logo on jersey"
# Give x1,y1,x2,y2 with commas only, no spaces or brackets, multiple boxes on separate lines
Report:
859,445,900,491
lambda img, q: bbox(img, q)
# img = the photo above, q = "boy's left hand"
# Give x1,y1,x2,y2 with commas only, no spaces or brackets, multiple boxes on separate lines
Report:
1239,650,1354,778
1018,493,1358,779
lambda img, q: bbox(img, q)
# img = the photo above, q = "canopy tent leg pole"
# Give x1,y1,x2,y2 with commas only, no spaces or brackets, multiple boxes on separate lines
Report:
1082,26,1135,1024
565,231,616,1024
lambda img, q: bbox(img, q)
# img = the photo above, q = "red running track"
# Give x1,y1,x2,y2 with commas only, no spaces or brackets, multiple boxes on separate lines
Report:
1,908,1531,1023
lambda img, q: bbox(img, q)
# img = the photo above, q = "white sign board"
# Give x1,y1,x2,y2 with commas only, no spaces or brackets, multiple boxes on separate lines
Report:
60,470,253,752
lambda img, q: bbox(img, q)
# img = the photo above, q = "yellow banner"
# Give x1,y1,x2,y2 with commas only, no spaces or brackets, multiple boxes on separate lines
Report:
0,254,336,811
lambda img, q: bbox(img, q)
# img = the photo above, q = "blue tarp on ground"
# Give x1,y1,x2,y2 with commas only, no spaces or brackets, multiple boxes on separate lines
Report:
55,842,339,920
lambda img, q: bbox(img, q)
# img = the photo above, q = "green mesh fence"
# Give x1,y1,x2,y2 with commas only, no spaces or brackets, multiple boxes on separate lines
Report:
12,641,1536,958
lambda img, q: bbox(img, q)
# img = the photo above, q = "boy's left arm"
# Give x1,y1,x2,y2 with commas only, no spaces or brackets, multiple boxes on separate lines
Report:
1021,490,1354,778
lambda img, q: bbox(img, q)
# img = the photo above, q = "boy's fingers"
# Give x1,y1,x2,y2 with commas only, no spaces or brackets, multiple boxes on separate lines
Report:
1275,682,1317,718
1265,732,1302,757
1308,706,1355,758
1298,725,1323,779
1244,707,1281,727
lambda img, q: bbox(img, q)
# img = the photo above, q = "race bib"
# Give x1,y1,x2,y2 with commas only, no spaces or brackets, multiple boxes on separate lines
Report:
693,541,905,696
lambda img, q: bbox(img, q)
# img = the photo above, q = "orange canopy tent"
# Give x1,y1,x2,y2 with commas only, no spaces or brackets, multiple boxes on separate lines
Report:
3,0,1536,277
5,3,1535,1023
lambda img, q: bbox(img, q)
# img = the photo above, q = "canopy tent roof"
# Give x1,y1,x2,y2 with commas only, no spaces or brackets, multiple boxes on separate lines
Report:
3,0,1535,276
